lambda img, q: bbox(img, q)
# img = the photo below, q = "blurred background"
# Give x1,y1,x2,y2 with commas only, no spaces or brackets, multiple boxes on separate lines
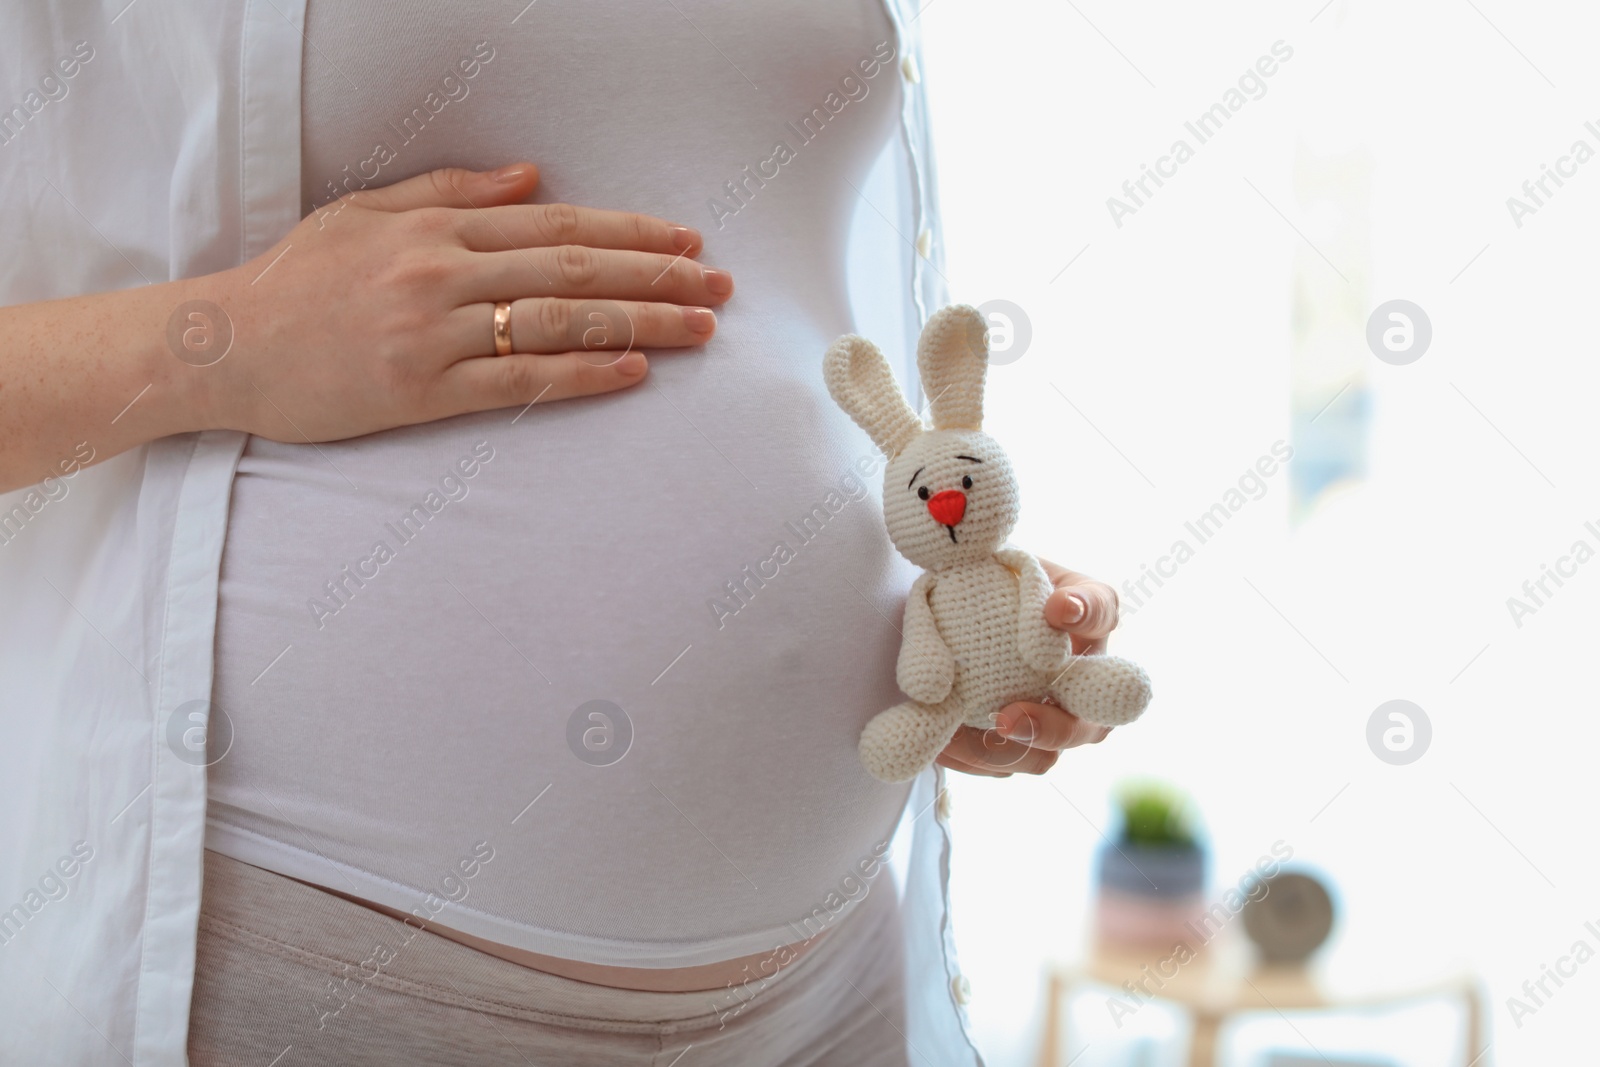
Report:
904,0,1600,1063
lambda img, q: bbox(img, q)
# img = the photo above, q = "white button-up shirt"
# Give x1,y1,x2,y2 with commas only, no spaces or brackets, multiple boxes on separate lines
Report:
0,2,981,1063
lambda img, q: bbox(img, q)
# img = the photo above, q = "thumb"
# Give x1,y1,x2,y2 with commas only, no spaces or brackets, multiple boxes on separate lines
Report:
355,162,539,213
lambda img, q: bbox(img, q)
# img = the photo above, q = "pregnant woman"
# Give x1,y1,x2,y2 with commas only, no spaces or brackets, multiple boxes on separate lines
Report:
0,2,1123,1064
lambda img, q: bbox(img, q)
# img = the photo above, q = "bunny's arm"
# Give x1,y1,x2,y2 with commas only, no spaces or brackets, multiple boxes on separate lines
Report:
896,572,955,704
996,547,1073,672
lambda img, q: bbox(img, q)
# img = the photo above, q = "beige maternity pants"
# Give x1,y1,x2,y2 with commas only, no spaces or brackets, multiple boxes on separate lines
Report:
187,850,909,1066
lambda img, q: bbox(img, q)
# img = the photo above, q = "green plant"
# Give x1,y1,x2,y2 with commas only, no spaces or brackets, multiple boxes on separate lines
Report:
1114,780,1199,849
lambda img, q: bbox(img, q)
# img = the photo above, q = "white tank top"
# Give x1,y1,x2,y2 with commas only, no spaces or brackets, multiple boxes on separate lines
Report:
207,0,927,967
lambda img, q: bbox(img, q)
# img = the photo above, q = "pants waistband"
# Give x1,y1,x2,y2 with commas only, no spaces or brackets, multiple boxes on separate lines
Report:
197,848,896,1035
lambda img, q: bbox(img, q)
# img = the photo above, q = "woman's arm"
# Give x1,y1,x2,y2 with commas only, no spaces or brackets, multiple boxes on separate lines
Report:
0,276,211,491
0,162,730,493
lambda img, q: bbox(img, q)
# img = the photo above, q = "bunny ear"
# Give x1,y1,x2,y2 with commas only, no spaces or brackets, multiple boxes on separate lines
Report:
917,304,990,431
824,334,923,457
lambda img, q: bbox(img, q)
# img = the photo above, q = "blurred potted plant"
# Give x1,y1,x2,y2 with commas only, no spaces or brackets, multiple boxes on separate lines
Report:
1094,780,1209,948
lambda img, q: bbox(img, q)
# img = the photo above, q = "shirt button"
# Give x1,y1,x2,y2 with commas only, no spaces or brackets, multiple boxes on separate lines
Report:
901,54,921,84
951,974,972,1004
936,789,953,821
915,228,933,259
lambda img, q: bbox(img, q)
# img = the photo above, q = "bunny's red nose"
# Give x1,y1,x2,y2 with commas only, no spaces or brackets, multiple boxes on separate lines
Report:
926,490,966,527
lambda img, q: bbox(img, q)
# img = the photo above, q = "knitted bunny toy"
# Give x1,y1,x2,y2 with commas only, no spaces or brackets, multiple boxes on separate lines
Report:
824,304,1153,783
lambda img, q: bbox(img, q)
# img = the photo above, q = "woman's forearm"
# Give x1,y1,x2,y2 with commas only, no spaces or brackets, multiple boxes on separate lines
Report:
0,275,216,493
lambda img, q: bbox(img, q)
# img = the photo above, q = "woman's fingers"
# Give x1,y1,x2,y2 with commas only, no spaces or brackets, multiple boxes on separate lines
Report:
936,704,1111,778
1040,558,1120,654
939,724,1061,776
996,702,1112,751
354,162,541,213
457,246,733,307
443,299,715,359
454,202,702,258
433,349,650,419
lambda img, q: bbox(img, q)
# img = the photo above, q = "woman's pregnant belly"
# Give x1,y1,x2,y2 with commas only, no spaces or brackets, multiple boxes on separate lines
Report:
208,0,921,975
208,285,920,969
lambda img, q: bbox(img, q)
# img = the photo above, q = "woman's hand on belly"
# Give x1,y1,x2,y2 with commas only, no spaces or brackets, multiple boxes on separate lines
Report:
201,162,733,441
935,560,1120,777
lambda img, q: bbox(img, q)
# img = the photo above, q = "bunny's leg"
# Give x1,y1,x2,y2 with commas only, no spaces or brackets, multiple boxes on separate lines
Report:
859,697,967,784
1049,655,1152,728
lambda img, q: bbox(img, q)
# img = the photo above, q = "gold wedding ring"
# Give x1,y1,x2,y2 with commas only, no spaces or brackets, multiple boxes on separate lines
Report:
492,301,513,356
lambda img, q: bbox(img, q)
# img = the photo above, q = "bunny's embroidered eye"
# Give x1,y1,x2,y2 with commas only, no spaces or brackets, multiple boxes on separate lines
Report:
961,475,973,489
917,486,931,500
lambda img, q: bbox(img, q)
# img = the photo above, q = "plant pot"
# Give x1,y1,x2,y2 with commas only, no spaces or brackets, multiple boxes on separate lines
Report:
1094,841,1209,949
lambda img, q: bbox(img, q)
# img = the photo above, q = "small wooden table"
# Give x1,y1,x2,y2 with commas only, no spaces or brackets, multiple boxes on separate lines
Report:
1034,936,1490,1067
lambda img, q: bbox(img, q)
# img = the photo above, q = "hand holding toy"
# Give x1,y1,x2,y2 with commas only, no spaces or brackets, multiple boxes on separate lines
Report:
824,304,1153,783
